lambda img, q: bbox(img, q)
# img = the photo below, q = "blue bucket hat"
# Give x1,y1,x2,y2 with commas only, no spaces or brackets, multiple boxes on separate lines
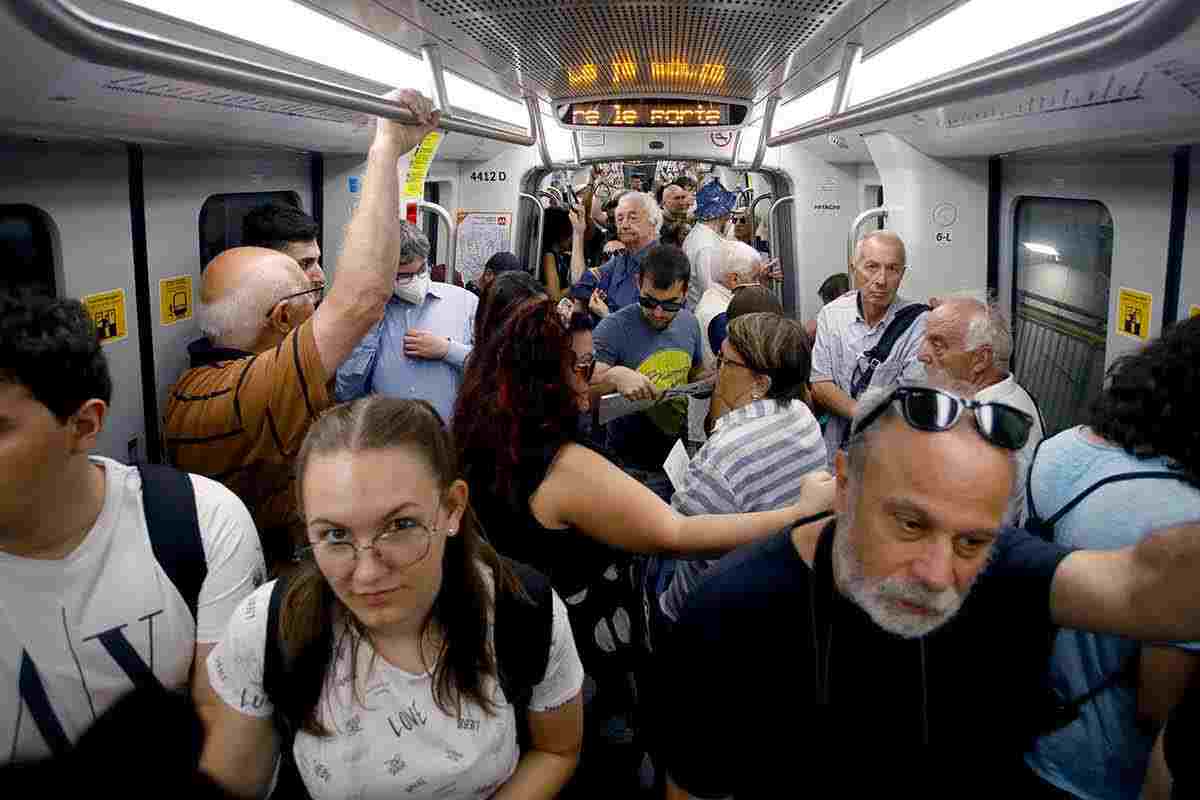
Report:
695,180,737,221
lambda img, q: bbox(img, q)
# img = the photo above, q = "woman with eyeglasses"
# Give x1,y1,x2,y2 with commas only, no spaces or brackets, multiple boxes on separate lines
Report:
657,313,828,630
452,298,834,794
198,397,585,800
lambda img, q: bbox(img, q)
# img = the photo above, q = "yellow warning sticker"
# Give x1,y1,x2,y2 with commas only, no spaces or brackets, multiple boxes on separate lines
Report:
159,275,193,326
83,288,128,345
1190,304,1200,319
1116,287,1152,341
401,130,444,200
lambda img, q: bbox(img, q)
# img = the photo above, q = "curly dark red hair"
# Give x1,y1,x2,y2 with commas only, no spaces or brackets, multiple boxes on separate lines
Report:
453,298,581,511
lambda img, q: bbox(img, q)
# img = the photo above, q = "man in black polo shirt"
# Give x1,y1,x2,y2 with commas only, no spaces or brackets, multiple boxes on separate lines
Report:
663,382,1200,798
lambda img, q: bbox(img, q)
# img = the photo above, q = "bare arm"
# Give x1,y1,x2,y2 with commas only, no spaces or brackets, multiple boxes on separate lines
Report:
666,775,730,800
592,362,657,402
1138,646,1200,731
543,252,565,303
539,443,834,556
492,694,583,800
1051,523,1200,641
810,380,857,421
194,643,279,799
311,89,439,375
568,205,588,284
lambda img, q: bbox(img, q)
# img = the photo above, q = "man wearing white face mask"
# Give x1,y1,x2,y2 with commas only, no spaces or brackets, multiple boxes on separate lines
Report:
334,221,477,421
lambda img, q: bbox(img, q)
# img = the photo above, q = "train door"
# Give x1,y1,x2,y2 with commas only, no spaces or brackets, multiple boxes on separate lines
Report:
1000,156,1176,435
0,140,147,462
141,146,314,455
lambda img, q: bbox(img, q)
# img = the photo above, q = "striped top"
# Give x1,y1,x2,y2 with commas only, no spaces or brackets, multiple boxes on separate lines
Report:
659,398,827,621
163,318,331,565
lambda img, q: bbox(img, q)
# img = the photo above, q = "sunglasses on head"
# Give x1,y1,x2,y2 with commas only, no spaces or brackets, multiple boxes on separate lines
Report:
852,386,1033,451
638,295,685,313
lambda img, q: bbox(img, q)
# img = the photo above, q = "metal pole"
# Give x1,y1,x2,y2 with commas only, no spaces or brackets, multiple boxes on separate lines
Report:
517,193,545,276
409,200,457,284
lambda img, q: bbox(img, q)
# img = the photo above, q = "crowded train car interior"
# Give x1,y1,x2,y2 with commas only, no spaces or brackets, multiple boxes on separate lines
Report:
4,0,1200,796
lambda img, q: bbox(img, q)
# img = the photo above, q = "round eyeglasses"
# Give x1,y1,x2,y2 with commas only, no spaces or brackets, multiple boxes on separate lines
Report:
296,511,443,573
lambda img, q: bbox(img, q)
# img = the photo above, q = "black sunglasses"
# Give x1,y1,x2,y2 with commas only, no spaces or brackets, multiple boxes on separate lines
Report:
265,285,323,318
852,386,1033,451
638,295,685,313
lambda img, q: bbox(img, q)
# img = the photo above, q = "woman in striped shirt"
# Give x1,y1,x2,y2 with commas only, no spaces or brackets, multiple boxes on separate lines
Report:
659,312,829,626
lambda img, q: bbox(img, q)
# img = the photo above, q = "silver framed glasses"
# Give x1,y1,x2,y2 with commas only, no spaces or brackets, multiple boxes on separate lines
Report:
296,505,443,573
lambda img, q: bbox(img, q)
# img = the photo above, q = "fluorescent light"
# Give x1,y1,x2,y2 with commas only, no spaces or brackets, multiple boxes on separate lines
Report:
543,115,576,163
851,0,1134,106
735,119,762,165
772,77,838,136
122,0,424,86
443,72,528,129
1023,242,1060,257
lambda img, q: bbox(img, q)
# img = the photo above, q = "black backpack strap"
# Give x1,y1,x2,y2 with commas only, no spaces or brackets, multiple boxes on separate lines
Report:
495,559,555,704
263,576,289,708
262,576,312,800
1024,436,1053,536
849,302,930,399
495,559,555,754
137,464,206,622
1045,471,1198,530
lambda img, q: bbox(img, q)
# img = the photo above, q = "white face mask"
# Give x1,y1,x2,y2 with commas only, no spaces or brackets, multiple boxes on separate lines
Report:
394,270,430,303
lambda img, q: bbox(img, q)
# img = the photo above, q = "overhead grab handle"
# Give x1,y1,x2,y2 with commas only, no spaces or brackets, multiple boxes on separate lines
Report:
9,0,536,146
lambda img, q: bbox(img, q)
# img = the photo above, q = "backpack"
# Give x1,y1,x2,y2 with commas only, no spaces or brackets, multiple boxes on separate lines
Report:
1026,441,1200,733
261,559,555,798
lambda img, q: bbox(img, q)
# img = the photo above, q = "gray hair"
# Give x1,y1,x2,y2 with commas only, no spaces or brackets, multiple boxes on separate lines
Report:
710,239,762,283
844,380,1018,523
398,220,431,266
618,191,663,236
961,296,1014,372
853,229,907,267
197,268,306,350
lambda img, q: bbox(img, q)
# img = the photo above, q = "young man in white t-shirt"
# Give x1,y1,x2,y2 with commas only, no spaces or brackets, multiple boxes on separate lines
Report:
0,292,266,767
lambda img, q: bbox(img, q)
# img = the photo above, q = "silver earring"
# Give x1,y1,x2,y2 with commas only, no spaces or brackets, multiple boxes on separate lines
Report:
447,528,456,535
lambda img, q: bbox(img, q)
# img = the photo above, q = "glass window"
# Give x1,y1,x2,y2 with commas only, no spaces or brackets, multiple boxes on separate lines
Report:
198,191,302,269
0,204,56,296
1012,197,1114,435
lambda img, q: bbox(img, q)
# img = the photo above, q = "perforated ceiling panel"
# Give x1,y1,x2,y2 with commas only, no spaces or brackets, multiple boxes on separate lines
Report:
415,0,845,100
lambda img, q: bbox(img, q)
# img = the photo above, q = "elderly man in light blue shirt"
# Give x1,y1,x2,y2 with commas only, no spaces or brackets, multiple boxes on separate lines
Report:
335,221,477,421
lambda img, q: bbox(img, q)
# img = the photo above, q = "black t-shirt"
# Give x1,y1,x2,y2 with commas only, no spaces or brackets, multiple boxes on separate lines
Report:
663,523,1070,798
1165,680,1200,797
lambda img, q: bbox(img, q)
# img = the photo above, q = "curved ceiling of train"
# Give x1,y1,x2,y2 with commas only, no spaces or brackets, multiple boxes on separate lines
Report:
1,0,1199,159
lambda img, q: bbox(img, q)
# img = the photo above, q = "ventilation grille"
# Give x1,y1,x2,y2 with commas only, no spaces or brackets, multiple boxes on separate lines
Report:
414,0,844,99
104,75,372,125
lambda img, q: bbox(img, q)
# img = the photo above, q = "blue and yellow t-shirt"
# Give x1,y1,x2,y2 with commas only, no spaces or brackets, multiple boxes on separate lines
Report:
595,303,703,470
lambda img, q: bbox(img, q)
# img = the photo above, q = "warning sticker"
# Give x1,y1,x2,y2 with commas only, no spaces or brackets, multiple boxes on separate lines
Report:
1116,287,1152,340
159,275,193,326
83,288,128,345
400,130,444,200
1190,304,1200,319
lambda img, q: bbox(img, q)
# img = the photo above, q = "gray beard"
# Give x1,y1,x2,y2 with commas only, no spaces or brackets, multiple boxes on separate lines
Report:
831,516,973,639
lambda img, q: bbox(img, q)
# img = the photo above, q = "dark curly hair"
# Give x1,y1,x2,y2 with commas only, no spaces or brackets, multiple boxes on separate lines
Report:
453,299,579,512
0,290,111,421
473,271,546,349
1089,314,1200,477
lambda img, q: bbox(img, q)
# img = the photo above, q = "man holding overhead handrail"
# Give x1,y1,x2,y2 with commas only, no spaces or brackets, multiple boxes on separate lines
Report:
163,89,439,569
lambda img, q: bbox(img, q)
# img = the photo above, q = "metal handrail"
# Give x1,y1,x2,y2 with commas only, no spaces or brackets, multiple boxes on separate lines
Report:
750,193,774,227
408,200,458,284
420,45,451,119
10,0,536,146
526,95,552,168
517,193,545,276
847,206,892,266
829,43,864,116
767,196,795,302
767,0,1198,147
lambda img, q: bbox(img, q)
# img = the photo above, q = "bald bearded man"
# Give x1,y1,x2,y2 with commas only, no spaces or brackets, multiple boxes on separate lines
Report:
163,89,439,566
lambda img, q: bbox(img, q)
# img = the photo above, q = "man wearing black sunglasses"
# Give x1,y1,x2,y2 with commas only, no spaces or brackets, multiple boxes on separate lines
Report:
593,244,705,502
663,381,1200,798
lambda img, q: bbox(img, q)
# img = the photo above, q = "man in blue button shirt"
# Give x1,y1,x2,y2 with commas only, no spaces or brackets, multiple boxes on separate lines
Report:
335,221,477,422
570,191,662,320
